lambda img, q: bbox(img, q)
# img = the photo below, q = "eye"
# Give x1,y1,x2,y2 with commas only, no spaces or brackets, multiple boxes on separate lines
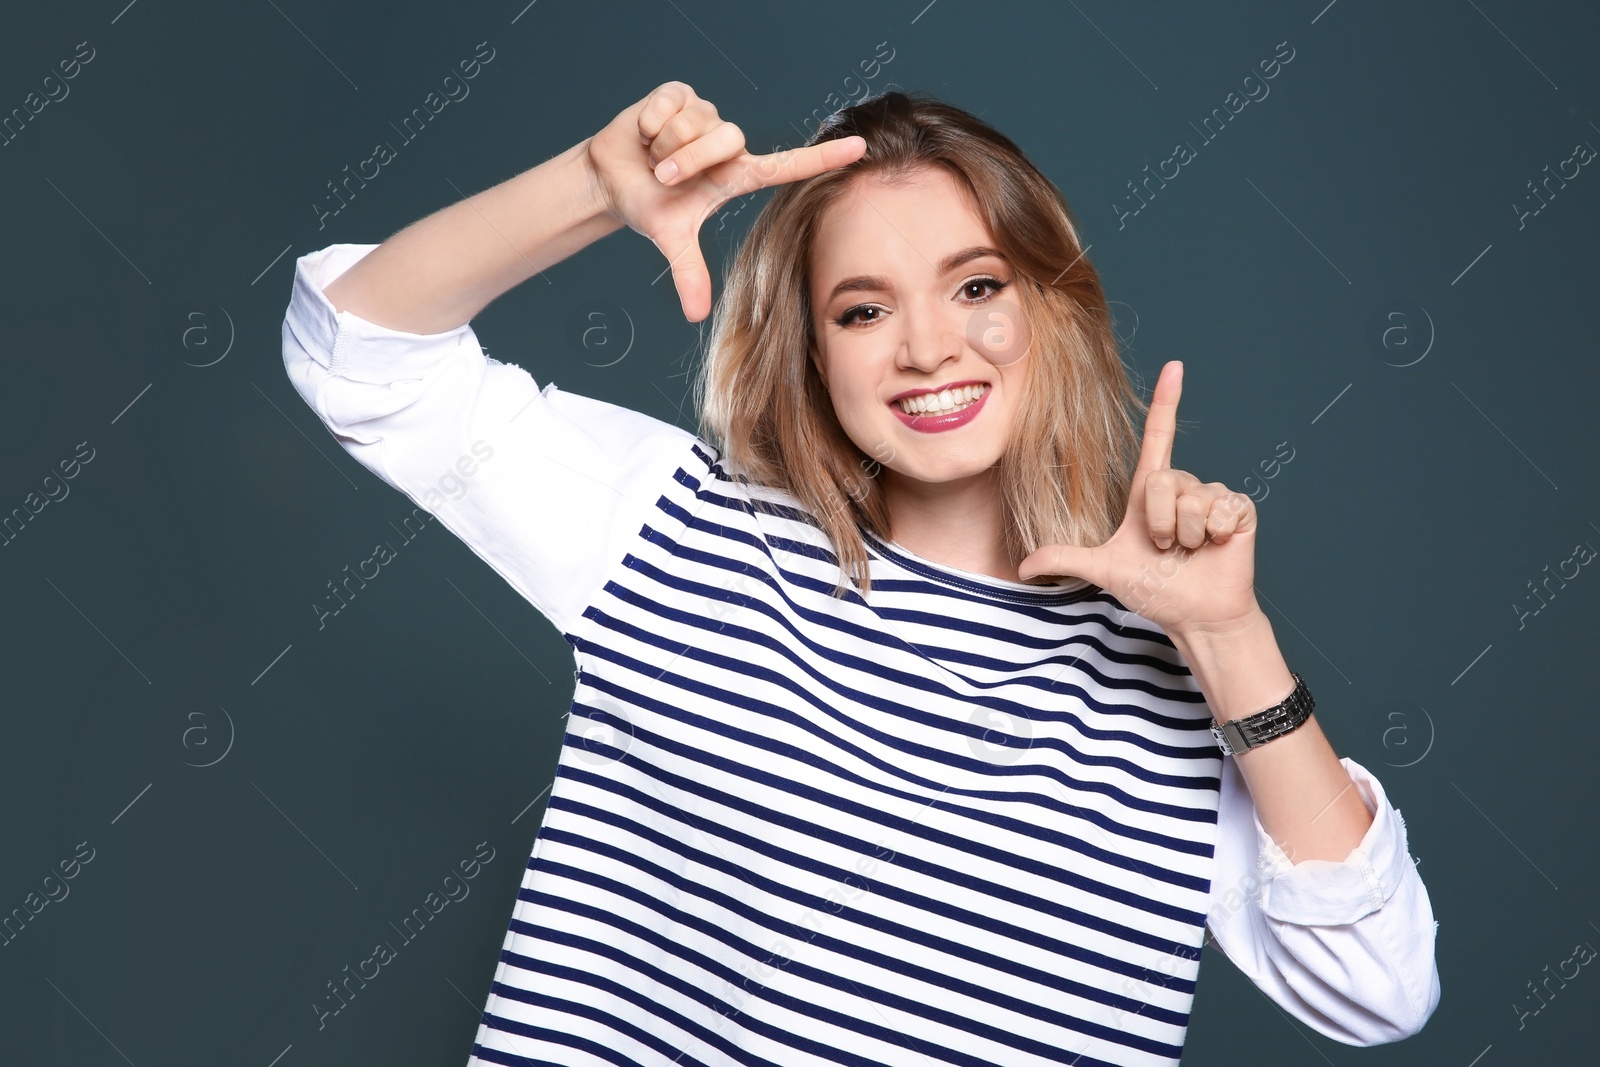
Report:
834,304,882,328
832,277,1010,329
961,276,1009,302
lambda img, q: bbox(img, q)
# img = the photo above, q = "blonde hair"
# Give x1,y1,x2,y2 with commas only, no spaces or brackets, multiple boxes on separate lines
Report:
693,90,1148,599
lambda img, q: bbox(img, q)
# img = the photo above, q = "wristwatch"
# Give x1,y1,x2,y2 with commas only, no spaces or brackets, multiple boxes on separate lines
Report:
1209,671,1315,756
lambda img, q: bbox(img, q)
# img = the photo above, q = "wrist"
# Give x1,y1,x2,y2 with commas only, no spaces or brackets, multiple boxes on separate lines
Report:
1167,608,1295,724
576,135,620,226
1166,604,1271,657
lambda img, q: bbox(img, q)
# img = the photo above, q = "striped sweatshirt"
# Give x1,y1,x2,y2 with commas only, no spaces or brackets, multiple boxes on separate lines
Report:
282,243,1440,1066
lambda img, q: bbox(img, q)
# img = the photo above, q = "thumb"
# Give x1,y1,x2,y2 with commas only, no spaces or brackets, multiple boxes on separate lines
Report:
1016,543,1103,585
653,226,711,322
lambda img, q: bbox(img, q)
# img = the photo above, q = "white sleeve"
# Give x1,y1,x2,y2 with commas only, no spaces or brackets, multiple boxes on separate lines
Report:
280,242,697,638
1205,752,1442,1045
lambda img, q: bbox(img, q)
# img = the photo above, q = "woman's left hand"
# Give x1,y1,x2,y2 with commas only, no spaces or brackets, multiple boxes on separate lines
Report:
1016,361,1261,638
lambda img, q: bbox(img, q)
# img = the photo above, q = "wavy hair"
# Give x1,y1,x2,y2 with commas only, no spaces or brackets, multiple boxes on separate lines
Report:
692,90,1147,599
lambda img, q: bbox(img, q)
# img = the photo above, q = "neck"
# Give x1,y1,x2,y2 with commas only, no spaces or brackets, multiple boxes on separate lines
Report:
881,467,1016,582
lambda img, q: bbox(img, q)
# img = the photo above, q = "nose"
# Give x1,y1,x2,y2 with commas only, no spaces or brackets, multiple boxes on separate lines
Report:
895,294,964,375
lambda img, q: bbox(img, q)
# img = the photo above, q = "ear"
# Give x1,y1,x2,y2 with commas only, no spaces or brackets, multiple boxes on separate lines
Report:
808,340,828,391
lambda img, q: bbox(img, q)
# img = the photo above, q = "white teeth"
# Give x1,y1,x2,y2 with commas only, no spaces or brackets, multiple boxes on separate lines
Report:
896,383,986,415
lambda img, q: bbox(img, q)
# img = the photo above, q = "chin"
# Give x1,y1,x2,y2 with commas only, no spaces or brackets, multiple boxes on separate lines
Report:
891,449,1005,486
842,412,1009,485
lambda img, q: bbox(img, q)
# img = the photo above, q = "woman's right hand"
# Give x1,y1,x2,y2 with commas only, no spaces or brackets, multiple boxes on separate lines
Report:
585,81,867,323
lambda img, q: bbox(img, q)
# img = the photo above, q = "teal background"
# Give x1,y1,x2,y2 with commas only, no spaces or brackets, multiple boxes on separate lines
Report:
1,0,1596,1063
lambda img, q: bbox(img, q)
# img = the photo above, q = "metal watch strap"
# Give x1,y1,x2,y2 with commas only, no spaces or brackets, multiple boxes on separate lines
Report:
1209,671,1315,756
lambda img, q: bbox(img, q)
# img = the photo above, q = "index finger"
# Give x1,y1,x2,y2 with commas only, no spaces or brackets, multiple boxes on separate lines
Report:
1136,360,1183,474
714,136,867,199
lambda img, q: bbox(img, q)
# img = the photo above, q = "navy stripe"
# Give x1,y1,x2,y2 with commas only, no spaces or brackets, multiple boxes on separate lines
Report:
631,522,1207,716
555,746,1209,943
571,648,1216,859
468,1038,576,1066
566,674,1215,894
535,823,1198,1019
499,932,881,1067
577,612,1221,821
600,569,1216,771
612,552,1212,748
469,437,1215,1066
497,981,719,1066
542,787,1200,993
489,947,799,1067
482,983,715,1067
505,885,1182,1064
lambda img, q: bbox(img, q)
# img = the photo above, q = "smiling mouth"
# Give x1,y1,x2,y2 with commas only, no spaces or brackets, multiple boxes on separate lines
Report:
892,383,990,416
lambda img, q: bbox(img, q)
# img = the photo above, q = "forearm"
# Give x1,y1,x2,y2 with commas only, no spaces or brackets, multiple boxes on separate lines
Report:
322,136,623,334
1168,609,1373,863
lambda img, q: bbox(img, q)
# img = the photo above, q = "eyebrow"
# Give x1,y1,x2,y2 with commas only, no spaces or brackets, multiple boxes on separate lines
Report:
823,245,1006,304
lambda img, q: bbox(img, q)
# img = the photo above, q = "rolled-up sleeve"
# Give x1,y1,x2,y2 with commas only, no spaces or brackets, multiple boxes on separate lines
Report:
280,242,696,637
1205,752,1441,1045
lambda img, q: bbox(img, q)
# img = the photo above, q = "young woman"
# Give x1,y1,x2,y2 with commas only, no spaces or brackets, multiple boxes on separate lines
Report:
284,82,1440,1066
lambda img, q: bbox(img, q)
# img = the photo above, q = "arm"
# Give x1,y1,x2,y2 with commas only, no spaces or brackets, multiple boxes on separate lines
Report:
321,137,621,335
1171,612,1375,864
282,83,865,631
287,138,650,635
1206,748,1441,1045
1013,352,1441,1041
324,80,867,329
282,242,694,637
1190,615,1441,1044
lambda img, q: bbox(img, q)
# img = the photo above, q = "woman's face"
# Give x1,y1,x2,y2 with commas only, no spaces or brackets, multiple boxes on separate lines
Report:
808,166,1032,491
